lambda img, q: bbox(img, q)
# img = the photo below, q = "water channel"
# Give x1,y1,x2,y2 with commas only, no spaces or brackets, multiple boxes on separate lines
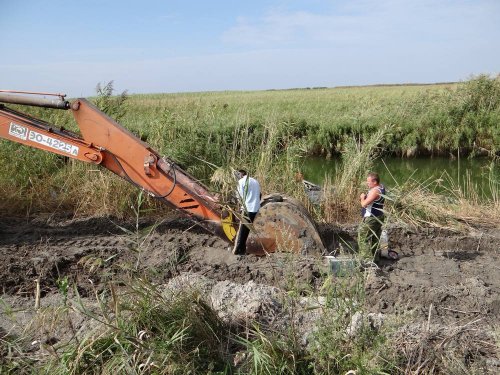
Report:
300,156,499,200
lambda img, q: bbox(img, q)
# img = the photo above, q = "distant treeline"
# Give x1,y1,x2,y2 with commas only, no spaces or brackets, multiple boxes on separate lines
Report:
334,81,458,88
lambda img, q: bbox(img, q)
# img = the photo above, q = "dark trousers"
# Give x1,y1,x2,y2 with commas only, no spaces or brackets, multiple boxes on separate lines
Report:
358,215,384,261
233,212,257,254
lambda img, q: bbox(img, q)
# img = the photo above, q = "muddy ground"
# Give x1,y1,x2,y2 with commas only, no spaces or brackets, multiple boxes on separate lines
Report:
1,214,499,370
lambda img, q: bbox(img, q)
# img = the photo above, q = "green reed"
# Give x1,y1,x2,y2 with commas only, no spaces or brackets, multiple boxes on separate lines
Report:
1,76,498,219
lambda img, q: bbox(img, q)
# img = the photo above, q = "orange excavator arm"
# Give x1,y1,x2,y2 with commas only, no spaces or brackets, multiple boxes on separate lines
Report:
0,91,236,241
0,98,104,164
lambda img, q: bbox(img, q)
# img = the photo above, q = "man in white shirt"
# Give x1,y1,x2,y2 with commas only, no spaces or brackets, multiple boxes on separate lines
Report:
233,169,261,255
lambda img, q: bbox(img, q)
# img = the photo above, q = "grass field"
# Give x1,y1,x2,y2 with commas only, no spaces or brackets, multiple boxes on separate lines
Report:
0,76,498,219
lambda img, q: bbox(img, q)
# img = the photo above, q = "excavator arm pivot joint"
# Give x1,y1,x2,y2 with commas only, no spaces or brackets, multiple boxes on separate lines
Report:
144,154,157,176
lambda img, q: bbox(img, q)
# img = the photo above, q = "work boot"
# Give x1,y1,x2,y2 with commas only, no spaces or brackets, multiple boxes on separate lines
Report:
232,243,246,255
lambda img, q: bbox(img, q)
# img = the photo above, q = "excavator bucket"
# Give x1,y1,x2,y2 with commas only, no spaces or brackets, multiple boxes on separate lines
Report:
246,194,325,255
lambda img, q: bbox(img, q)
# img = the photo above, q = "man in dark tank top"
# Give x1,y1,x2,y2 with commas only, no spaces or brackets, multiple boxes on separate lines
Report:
358,172,385,262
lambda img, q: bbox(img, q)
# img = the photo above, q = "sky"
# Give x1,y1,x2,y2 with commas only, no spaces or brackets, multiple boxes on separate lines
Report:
1,0,499,98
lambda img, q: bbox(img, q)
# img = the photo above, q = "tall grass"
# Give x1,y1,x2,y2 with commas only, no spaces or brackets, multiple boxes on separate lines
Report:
385,166,500,229
0,76,498,219
318,127,389,223
39,285,231,375
0,329,36,374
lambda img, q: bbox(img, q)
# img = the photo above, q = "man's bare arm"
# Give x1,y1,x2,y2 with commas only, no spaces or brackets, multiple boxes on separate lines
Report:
360,189,380,208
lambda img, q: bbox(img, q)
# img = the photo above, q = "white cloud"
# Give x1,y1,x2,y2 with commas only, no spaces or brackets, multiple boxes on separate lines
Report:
222,10,372,46
221,0,500,48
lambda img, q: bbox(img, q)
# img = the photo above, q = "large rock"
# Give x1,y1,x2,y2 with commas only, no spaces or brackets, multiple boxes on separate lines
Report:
210,280,282,324
347,311,385,337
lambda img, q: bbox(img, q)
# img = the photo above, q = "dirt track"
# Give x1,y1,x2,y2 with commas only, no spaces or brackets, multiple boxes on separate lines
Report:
1,215,498,324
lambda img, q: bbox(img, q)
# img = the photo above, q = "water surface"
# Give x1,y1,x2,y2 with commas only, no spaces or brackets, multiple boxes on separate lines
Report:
300,156,499,200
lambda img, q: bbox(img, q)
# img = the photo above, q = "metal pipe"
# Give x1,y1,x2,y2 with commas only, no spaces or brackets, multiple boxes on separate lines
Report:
0,90,66,98
0,93,69,109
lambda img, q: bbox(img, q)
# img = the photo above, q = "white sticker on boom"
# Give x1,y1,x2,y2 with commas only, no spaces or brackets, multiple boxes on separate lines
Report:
9,122,28,140
28,130,79,156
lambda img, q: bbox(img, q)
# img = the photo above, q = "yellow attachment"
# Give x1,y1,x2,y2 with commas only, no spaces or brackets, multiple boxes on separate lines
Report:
221,211,237,242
